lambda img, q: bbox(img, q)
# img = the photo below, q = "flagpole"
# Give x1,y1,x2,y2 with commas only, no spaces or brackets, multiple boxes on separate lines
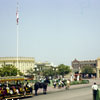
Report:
17,21,19,70
16,2,19,71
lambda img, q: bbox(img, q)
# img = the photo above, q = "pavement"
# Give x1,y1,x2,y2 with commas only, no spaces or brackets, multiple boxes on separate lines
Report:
35,78,100,94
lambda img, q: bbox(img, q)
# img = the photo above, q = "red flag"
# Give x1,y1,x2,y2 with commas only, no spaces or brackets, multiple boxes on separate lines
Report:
16,3,19,25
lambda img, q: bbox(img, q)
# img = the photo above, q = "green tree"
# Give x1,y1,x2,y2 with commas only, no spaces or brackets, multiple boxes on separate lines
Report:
81,66,95,74
0,65,23,77
26,68,35,76
57,64,71,77
42,68,55,77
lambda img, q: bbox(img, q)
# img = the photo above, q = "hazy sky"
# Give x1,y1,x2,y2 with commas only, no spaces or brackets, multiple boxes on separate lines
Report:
0,0,100,66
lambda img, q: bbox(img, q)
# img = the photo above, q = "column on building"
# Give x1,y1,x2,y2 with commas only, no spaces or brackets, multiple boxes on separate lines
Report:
97,58,100,78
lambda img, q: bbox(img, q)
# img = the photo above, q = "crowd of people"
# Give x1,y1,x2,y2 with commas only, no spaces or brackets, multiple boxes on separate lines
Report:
0,81,33,99
52,78,71,90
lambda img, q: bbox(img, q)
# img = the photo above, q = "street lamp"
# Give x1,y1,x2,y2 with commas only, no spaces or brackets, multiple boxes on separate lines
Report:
53,65,58,78
34,65,40,80
34,65,37,80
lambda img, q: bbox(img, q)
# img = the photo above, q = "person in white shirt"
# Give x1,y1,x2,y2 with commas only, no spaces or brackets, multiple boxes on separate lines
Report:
77,75,79,81
92,82,98,100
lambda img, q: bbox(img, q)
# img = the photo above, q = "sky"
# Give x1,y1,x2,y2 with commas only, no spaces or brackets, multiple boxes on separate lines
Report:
0,0,100,66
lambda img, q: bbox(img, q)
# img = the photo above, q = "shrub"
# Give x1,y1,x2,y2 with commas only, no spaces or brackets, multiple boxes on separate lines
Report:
70,80,89,85
81,80,89,84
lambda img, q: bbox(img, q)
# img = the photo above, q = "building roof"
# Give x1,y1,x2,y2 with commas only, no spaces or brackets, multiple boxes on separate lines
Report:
0,57,35,62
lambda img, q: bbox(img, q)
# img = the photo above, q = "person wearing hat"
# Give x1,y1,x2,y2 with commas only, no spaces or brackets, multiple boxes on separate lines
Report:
92,82,98,100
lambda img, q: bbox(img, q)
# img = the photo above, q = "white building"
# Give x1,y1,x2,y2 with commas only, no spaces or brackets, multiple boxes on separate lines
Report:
0,57,35,75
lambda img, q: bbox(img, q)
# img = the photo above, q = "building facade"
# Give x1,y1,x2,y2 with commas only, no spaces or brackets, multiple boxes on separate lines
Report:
72,59,97,76
34,62,53,79
35,62,52,72
0,57,35,75
72,58,100,78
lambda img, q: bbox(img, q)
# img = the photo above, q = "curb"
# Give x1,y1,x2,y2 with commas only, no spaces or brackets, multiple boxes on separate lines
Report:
47,84,93,93
47,83,100,93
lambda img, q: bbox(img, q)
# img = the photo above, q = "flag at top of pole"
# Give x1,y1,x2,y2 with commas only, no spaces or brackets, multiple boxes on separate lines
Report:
16,2,19,25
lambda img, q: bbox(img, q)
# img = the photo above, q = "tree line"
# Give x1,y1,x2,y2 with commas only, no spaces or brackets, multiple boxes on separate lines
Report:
0,64,95,77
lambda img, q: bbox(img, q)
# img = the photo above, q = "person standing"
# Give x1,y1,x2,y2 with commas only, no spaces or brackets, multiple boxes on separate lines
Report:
66,79,70,90
92,82,98,100
77,74,80,81
70,75,73,82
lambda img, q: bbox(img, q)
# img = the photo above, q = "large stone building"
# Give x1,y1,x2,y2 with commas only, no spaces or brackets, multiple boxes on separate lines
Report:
72,58,100,78
72,59,97,73
0,57,35,75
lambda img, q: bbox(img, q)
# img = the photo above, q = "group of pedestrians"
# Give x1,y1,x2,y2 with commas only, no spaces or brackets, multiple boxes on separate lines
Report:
52,78,71,89
36,76,99,100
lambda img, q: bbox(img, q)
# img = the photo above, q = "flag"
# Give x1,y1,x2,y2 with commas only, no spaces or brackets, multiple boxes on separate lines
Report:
16,3,19,25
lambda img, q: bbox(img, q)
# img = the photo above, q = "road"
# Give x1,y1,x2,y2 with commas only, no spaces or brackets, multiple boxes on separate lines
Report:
21,86,94,100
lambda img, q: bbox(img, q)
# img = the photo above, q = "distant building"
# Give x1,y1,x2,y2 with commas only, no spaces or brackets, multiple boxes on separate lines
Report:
35,62,52,72
72,59,97,77
34,62,58,79
0,57,35,75
72,58,100,78
72,59,97,74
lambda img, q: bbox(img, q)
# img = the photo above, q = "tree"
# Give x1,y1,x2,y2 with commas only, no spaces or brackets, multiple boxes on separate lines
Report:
26,68,35,76
81,66,95,74
42,68,55,77
0,65,23,77
57,64,71,77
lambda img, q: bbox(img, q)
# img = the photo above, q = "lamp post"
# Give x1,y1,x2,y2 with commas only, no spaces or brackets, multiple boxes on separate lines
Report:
53,65,57,78
56,67,58,78
53,68,55,78
34,65,40,80
34,65,37,80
